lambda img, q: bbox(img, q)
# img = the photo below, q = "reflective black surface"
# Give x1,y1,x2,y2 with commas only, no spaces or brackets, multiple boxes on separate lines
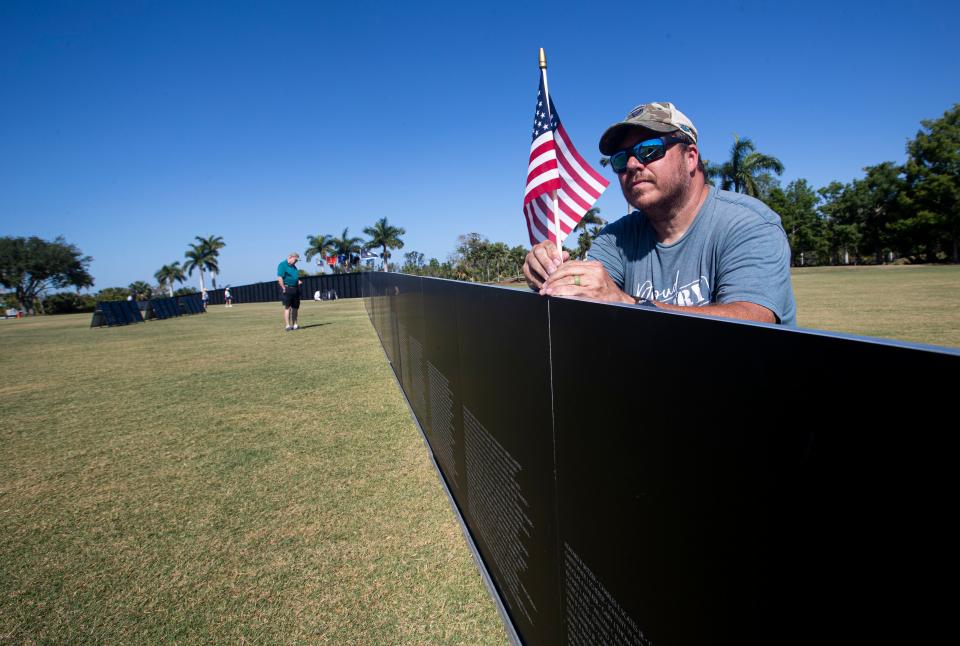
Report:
94,300,144,326
204,273,363,305
551,297,957,645
92,296,204,327
363,274,959,645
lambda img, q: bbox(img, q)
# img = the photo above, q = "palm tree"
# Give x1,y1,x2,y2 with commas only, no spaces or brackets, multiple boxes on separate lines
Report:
201,252,219,287
331,228,363,273
702,158,721,186
573,208,607,260
195,235,225,288
363,217,406,271
154,262,186,297
305,233,336,272
183,243,212,291
715,134,784,197
128,280,153,300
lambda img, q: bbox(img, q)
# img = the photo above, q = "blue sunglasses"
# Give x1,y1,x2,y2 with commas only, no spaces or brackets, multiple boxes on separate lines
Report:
609,135,687,173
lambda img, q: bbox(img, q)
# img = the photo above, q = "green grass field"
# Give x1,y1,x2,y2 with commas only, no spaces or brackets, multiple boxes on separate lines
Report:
792,265,960,347
2,266,958,643
1,300,506,644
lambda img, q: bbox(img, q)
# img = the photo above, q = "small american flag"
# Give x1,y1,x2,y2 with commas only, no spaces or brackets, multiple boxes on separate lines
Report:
523,75,608,246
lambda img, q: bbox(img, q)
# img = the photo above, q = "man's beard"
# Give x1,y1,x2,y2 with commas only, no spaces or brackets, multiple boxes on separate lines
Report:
623,159,690,219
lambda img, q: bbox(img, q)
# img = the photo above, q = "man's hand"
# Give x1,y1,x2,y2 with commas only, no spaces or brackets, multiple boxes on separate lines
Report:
523,240,569,290
541,260,633,304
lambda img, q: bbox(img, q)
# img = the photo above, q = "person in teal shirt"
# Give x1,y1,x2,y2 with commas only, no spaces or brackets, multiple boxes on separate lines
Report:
277,252,303,331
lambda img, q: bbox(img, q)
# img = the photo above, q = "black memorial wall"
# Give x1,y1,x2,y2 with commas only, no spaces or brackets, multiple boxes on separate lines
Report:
91,294,205,327
362,271,959,646
92,300,144,327
150,297,181,320
204,272,362,305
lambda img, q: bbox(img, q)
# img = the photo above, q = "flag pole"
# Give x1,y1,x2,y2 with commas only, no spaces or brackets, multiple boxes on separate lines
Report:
539,48,562,262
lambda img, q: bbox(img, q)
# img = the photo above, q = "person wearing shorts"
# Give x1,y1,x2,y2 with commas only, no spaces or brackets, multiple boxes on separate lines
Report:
277,252,303,331
224,287,232,307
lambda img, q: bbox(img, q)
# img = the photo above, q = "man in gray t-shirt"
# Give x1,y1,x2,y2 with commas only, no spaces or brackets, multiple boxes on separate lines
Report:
523,102,796,326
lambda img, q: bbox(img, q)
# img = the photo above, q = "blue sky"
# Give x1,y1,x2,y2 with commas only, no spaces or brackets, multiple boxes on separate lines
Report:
2,0,958,290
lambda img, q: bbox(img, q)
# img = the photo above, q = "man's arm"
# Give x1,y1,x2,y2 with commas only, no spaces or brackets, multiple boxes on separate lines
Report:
645,299,775,323
528,223,778,324
541,259,776,323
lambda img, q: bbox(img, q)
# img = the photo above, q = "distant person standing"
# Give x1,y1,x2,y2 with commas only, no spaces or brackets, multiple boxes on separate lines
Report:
277,252,303,331
224,287,233,308
201,289,209,311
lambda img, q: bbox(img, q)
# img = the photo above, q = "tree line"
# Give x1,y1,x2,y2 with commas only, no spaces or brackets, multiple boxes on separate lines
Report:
0,235,227,315
0,217,411,314
704,105,959,266
153,235,226,297
399,234,528,282
303,217,407,273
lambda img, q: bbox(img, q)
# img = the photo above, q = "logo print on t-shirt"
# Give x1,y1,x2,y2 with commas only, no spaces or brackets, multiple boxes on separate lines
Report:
636,271,710,306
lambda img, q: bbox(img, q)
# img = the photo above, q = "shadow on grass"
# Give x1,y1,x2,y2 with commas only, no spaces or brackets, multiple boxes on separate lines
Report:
295,323,331,330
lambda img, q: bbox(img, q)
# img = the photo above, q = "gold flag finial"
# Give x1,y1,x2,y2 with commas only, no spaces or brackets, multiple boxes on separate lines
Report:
539,48,547,69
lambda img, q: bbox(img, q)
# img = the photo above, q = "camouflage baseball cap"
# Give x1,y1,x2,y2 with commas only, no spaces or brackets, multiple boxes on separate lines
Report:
599,102,698,155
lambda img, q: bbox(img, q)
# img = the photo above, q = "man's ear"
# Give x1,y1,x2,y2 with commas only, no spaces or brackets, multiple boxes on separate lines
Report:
686,144,700,174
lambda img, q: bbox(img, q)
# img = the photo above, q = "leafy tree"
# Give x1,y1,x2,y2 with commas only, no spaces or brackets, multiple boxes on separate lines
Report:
764,180,823,266
451,233,486,281
401,251,425,274
818,182,863,265
450,234,528,283
507,245,528,280
155,262,186,297
714,134,785,197
331,228,363,273
0,236,94,314
858,162,907,263
43,292,97,314
815,164,905,265
422,257,456,279
2,292,19,310
363,217,406,271
96,287,132,301
173,286,197,297
489,242,512,281
305,233,336,271
902,104,960,262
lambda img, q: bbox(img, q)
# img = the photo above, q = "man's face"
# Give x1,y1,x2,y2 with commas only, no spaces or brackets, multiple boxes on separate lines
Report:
614,130,694,215
288,255,299,265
